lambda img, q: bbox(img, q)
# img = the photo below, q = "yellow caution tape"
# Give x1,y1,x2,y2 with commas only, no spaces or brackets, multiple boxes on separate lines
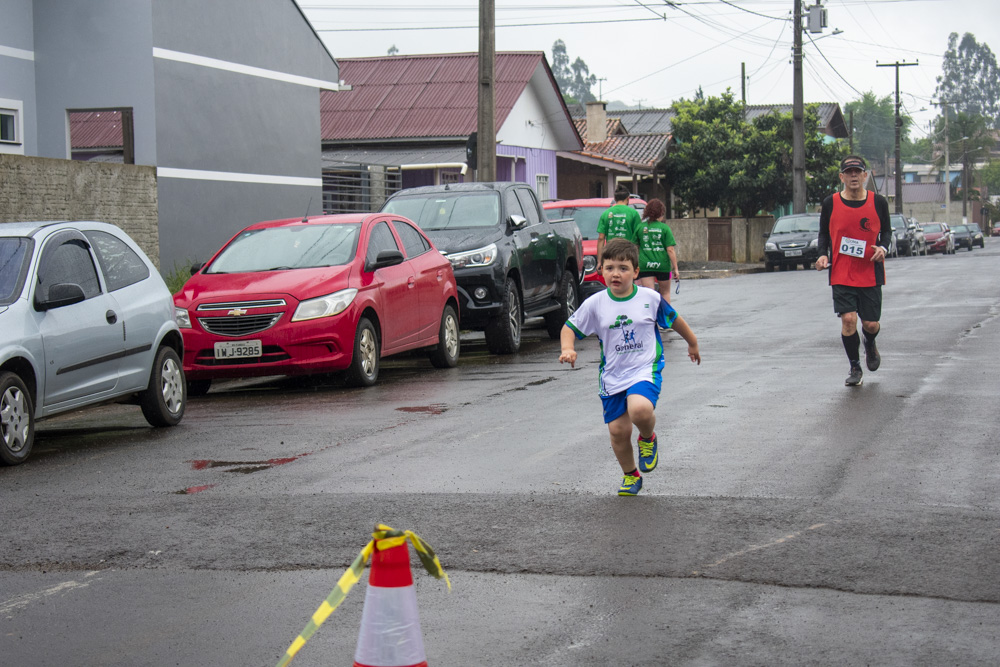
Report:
275,524,449,667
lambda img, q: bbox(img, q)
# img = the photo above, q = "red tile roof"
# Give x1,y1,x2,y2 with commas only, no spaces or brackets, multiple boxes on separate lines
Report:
321,52,551,141
68,111,122,149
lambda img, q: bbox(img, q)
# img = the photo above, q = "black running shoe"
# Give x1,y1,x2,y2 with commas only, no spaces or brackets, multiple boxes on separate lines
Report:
845,363,863,386
863,336,880,371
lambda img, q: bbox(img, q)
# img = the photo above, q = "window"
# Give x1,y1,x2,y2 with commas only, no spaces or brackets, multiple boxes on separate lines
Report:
365,222,400,266
515,189,541,226
392,221,430,258
36,235,101,305
441,171,463,184
504,189,525,221
535,174,550,201
84,230,150,291
0,98,24,153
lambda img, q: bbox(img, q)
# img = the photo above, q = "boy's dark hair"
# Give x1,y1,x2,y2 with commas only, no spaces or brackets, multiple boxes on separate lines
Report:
602,237,639,268
613,184,630,202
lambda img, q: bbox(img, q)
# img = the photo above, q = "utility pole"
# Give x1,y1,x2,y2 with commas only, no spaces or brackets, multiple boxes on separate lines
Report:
875,60,918,214
943,101,951,224
962,136,968,222
848,109,853,153
741,62,746,103
476,0,496,182
792,0,806,213
597,77,607,101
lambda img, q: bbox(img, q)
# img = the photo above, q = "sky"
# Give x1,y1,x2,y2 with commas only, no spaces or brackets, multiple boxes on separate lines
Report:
299,0,1000,143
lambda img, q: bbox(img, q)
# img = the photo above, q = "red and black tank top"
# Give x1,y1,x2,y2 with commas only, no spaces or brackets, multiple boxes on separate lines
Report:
830,192,882,287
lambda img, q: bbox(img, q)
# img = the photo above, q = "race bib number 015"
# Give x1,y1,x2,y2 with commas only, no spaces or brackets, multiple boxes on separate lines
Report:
840,236,867,258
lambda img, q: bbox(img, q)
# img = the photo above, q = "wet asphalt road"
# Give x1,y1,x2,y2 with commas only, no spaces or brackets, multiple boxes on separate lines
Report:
2,242,999,666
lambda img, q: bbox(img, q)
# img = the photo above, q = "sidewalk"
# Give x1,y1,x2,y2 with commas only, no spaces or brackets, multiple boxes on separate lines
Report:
677,260,766,279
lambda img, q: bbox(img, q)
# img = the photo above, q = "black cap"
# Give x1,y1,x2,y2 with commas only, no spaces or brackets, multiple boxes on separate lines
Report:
840,156,867,173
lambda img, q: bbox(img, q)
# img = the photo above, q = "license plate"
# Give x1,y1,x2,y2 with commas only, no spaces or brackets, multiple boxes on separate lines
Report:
214,340,262,359
784,249,803,257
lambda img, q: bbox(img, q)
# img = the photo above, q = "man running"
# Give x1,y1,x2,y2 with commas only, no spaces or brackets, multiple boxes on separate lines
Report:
596,184,642,264
815,155,892,386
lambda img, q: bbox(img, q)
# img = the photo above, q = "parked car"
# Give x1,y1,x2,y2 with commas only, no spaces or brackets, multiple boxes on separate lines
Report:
950,224,975,251
967,223,986,248
173,214,460,392
891,214,926,256
0,221,186,465
763,213,821,271
542,196,647,298
906,218,927,256
381,182,584,354
992,223,1000,237
922,223,955,254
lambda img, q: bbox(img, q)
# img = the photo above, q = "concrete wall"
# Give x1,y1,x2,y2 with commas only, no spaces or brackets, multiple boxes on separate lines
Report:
657,216,774,263
0,153,159,265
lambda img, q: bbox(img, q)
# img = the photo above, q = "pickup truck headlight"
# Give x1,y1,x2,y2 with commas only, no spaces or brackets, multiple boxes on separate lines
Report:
765,242,777,251
582,255,598,273
292,288,358,322
445,243,497,269
175,307,191,328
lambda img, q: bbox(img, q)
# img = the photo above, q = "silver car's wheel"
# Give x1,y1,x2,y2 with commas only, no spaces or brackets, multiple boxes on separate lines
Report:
0,372,34,466
140,346,186,427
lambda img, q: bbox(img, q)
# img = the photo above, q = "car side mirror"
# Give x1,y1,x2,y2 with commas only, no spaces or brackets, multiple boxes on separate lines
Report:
509,214,527,229
190,262,204,276
36,282,86,311
366,249,405,272
762,232,771,239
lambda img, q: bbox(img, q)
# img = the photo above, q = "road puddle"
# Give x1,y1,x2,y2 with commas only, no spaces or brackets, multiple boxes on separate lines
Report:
396,405,447,415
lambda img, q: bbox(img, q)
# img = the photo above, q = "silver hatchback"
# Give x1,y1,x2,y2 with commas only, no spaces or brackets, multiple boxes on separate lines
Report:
0,221,186,465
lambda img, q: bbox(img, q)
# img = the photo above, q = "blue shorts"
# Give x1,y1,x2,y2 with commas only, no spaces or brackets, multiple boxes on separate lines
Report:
601,381,660,423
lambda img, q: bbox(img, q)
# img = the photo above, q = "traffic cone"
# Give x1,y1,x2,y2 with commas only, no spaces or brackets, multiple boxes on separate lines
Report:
352,538,428,667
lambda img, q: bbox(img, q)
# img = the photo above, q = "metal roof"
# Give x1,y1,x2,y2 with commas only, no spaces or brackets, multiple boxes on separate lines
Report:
745,102,848,138
614,108,676,135
874,179,948,202
68,111,122,149
321,145,466,168
321,52,557,141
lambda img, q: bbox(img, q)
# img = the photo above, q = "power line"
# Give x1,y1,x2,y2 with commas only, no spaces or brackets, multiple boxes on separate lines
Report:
314,16,666,31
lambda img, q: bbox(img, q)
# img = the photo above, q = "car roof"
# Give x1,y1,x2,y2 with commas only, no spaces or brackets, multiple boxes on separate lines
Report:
775,213,820,221
543,197,647,208
241,213,373,231
0,220,122,238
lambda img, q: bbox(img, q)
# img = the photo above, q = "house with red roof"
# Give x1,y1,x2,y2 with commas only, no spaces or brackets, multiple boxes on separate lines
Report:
319,52,582,212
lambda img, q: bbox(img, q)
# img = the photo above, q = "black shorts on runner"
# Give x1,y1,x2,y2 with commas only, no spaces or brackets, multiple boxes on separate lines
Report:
832,284,882,321
638,270,672,281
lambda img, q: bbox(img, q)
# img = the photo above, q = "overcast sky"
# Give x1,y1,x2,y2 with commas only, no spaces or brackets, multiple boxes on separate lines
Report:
299,0,1000,141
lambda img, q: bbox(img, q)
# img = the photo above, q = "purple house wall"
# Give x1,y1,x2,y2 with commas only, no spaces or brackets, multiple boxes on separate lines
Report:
497,144,557,196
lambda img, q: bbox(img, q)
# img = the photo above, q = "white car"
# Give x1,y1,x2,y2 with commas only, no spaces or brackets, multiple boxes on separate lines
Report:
0,221,186,465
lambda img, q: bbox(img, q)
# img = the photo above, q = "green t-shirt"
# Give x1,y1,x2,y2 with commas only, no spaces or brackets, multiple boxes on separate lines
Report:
632,220,676,272
597,204,641,242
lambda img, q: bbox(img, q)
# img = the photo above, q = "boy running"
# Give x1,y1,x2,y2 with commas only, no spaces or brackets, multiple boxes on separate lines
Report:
559,238,701,496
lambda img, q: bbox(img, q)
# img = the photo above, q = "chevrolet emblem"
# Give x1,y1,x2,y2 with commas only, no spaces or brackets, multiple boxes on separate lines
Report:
228,308,248,316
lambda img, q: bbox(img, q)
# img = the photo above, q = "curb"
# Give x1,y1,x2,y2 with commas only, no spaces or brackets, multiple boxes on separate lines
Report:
681,266,766,279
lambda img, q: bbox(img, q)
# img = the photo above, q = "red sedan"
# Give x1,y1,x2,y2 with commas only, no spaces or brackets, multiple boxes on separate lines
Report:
173,214,460,393
543,196,646,298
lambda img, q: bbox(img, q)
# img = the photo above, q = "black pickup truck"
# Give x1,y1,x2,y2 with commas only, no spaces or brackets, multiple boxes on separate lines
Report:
381,182,584,354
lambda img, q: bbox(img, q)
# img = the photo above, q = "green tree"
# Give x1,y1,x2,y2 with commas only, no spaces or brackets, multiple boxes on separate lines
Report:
902,136,934,163
551,40,596,104
664,92,845,217
979,160,1000,194
935,33,1000,127
843,92,912,171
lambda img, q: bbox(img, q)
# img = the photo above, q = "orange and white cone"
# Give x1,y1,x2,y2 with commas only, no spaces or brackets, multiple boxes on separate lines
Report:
353,539,428,667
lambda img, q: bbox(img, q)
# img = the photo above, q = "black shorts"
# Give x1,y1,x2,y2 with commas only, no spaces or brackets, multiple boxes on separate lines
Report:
638,270,672,280
832,284,882,321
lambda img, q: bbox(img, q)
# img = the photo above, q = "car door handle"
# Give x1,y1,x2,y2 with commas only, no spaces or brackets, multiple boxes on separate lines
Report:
106,310,117,324
437,270,445,281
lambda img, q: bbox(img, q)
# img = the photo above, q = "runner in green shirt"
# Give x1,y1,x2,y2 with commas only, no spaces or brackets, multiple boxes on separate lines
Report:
632,198,679,303
596,184,642,264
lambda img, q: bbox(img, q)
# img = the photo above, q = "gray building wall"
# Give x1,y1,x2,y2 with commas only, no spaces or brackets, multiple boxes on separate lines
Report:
32,0,157,163
0,0,38,155
150,0,340,268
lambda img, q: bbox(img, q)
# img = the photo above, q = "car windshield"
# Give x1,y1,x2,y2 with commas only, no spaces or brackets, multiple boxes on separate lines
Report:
382,192,500,230
0,237,31,306
546,206,605,239
922,224,944,233
771,216,820,234
951,225,968,232
891,215,907,231
207,224,360,274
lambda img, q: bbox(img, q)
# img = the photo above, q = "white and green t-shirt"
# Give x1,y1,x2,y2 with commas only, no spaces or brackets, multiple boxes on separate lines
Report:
566,285,678,397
